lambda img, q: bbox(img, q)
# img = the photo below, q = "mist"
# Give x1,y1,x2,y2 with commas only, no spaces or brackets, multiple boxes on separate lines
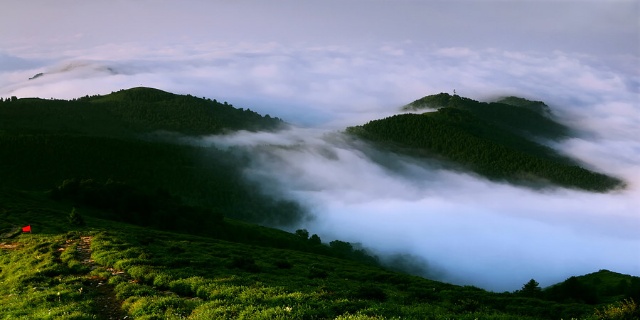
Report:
201,118,639,291
1,0,638,292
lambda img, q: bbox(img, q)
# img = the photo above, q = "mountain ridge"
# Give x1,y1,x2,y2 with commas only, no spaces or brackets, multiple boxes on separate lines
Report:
349,93,623,192
402,92,568,139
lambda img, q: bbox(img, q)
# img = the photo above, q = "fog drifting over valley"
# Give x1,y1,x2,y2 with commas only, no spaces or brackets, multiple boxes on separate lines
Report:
1,0,638,291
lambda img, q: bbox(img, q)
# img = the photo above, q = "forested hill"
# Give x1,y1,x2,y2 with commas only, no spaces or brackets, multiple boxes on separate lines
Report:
0,87,284,137
0,88,299,226
402,93,568,139
349,94,624,192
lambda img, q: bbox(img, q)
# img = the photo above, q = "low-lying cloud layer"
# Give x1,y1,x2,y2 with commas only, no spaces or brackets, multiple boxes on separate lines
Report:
2,42,637,128
201,120,639,291
1,1,638,292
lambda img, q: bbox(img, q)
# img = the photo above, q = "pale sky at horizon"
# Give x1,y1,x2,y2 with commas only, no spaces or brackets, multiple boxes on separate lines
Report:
1,0,639,291
2,1,638,54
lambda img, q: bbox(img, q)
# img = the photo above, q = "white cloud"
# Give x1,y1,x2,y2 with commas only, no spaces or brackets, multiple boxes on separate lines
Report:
201,121,639,291
167,40,638,291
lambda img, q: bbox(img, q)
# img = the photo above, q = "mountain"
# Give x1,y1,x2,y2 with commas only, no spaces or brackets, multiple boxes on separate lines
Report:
349,93,624,192
0,88,636,319
402,93,567,139
0,88,298,226
544,270,640,305
0,87,284,137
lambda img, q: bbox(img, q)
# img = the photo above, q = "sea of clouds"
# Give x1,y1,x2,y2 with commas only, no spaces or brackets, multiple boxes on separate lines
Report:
1,39,638,291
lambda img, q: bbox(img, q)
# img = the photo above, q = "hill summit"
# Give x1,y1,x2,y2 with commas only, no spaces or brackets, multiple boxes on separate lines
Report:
349,93,624,192
402,93,567,139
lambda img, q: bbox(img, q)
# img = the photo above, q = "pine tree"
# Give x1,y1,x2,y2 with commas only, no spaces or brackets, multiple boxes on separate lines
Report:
518,279,542,298
68,207,85,226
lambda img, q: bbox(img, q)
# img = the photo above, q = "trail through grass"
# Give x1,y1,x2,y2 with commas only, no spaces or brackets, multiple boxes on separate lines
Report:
62,235,127,319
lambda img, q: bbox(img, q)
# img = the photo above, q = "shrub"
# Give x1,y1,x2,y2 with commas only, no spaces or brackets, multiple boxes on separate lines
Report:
354,285,387,302
68,207,85,226
126,296,199,318
593,298,639,320
274,259,293,269
308,265,329,279
227,256,260,273
114,282,158,300
168,277,208,297
152,273,174,289
127,265,156,283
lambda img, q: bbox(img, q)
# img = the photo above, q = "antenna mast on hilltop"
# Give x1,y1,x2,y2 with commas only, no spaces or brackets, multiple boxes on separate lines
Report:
453,89,457,96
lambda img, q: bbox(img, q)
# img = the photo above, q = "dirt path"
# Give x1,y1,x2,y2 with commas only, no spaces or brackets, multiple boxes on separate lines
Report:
65,236,128,320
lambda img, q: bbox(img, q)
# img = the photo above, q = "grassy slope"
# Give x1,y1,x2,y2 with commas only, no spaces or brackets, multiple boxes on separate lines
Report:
2,189,630,320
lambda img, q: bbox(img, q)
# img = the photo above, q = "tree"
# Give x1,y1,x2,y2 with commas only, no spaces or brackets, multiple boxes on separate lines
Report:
68,207,85,226
309,234,322,245
295,229,309,240
329,240,353,257
518,279,542,298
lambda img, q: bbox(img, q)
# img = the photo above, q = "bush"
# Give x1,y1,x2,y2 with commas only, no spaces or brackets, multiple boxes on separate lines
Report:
308,265,329,279
354,285,387,301
68,207,85,226
227,256,260,273
274,259,293,269
593,298,639,320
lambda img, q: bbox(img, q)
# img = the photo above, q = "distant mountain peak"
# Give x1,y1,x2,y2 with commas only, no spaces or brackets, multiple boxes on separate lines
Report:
402,92,453,110
26,60,119,81
97,87,177,102
402,93,568,140
348,92,624,192
28,72,44,80
496,96,552,116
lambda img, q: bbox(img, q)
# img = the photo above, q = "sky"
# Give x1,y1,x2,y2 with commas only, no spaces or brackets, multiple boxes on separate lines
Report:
1,0,639,291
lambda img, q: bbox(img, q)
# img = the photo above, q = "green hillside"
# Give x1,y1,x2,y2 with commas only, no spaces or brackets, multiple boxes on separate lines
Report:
0,87,283,137
401,93,567,139
0,88,300,226
545,270,640,305
2,188,638,319
350,94,623,192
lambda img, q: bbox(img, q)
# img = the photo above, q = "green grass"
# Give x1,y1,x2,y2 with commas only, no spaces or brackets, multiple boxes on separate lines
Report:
2,189,637,319
0,233,95,318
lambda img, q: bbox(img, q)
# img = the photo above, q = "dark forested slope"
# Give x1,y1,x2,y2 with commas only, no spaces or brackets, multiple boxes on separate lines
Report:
0,88,299,226
0,87,284,137
350,93,623,192
402,93,568,139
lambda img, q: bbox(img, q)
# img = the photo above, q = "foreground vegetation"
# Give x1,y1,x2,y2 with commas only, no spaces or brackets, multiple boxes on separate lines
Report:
1,189,638,319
